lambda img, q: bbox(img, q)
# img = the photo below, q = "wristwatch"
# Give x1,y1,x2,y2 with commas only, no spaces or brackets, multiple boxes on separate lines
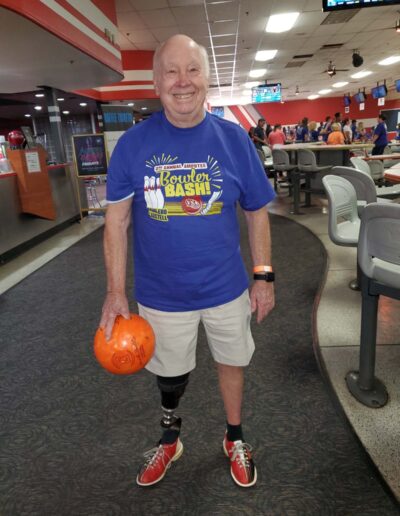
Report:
253,272,275,282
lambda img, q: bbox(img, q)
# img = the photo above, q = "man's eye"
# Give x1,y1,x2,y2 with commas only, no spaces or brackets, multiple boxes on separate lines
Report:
167,70,177,74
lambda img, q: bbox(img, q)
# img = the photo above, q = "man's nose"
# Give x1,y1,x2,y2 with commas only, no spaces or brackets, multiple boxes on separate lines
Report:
176,71,190,85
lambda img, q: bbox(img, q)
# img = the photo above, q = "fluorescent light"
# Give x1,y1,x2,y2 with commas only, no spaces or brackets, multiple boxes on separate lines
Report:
318,89,332,94
62,110,70,114
79,102,87,106
255,50,277,61
128,102,134,106
332,81,349,88
351,70,372,79
266,12,299,33
34,106,42,111
242,89,252,95
307,95,319,100
249,69,266,78
378,55,400,66
57,97,64,101
141,107,147,110
35,93,44,98
24,114,31,117
244,82,260,88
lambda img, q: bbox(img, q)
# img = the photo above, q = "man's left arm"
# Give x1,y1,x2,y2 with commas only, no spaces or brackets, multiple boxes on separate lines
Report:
243,205,275,323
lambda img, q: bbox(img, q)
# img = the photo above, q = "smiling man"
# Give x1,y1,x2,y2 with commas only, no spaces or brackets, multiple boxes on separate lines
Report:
100,34,276,488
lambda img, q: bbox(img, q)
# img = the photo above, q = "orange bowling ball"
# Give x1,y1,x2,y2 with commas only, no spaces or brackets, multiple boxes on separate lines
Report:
94,314,155,375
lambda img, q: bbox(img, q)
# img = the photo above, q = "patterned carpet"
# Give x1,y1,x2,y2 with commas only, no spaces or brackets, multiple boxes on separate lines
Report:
0,213,398,515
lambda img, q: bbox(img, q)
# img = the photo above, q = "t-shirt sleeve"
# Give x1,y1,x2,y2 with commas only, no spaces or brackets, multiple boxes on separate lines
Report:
106,135,135,203
238,133,276,211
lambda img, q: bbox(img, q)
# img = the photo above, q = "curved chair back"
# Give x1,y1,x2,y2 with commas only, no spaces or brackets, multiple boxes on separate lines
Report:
332,166,377,204
297,149,317,171
272,148,290,169
358,203,400,288
262,145,272,158
322,175,360,246
350,156,371,175
350,156,384,182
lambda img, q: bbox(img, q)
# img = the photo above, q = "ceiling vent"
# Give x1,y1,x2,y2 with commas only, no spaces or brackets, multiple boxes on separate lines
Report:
293,54,314,59
321,9,360,25
320,43,344,50
209,83,232,89
285,61,306,68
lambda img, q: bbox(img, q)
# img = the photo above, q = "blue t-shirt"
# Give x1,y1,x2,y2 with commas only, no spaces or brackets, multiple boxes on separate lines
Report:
374,122,388,147
296,126,308,142
107,111,275,311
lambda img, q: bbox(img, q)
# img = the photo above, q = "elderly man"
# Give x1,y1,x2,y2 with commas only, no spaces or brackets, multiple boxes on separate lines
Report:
100,34,275,488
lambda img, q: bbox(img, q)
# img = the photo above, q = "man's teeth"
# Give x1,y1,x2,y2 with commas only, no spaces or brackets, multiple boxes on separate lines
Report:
174,94,193,99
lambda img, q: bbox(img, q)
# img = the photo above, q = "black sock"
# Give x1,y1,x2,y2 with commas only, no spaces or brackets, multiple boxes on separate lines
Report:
226,422,244,442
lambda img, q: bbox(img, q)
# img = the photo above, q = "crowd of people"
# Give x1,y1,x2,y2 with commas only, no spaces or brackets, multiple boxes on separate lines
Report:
248,113,393,156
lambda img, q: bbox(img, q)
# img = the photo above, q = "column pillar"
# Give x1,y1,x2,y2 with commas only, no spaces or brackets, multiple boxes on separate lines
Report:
43,87,66,164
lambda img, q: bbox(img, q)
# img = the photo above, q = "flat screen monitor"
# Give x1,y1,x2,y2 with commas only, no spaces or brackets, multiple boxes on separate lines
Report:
323,0,400,11
353,92,366,104
251,83,282,103
343,95,351,106
371,84,388,99
211,106,224,118
395,79,400,92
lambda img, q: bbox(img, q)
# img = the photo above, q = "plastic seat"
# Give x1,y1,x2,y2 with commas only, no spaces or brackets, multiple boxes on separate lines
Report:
331,166,394,216
350,156,384,183
350,157,400,198
346,203,400,408
272,149,301,214
322,175,361,289
297,149,331,207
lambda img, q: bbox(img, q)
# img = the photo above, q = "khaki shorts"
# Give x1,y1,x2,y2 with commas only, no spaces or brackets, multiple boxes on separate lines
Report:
138,290,255,376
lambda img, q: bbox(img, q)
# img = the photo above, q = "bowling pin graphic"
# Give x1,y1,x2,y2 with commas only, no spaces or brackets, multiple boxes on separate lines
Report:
200,190,223,215
155,178,165,209
144,176,151,208
148,176,158,209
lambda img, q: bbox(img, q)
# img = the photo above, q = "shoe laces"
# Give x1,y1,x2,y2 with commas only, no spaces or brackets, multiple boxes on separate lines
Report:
142,445,167,470
230,441,252,468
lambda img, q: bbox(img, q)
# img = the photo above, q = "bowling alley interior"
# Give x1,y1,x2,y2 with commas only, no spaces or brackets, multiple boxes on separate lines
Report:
1,0,400,513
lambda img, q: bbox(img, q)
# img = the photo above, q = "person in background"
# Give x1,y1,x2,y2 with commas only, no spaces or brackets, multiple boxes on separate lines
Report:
308,121,319,142
296,118,309,142
268,124,286,148
319,116,332,142
334,112,342,126
395,123,400,142
100,34,275,489
253,118,267,150
351,119,357,140
248,126,255,143
354,121,366,142
265,123,273,138
342,119,352,144
372,114,388,155
327,123,345,145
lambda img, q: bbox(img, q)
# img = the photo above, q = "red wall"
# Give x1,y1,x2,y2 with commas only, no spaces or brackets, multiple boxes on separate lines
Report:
255,96,400,125
91,0,118,25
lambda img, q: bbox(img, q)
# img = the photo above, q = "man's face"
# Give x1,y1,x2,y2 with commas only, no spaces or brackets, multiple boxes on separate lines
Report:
258,120,265,128
154,38,208,128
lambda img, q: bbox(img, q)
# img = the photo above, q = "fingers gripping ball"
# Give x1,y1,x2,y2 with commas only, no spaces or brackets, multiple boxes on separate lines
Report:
94,314,155,375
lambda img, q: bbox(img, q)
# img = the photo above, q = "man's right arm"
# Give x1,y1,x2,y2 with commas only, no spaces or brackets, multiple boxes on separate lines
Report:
100,197,133,339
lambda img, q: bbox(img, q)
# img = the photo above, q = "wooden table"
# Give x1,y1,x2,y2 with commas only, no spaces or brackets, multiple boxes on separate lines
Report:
363,153,400,161
384,163,400,183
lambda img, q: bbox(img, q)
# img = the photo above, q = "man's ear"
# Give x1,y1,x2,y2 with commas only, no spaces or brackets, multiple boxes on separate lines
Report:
154,81,160,96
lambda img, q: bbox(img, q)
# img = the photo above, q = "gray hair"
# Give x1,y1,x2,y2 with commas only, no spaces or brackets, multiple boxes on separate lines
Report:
153,35,210,81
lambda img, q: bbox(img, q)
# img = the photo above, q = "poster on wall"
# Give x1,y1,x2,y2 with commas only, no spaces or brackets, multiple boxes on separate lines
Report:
101,105,134,131
72,134,108,177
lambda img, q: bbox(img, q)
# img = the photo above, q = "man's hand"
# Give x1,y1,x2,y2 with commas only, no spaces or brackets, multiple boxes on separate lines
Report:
249,281,275,323
99,291,130,340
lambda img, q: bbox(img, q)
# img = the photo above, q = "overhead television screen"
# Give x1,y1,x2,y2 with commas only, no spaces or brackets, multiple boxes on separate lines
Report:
343,95,351,106
353,92,366,103
252,83,282,103
323,0,400,11
371,84,388,99
395,79,400,92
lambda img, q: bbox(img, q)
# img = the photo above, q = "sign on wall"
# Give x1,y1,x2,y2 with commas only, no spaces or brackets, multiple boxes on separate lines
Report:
72,134,108,177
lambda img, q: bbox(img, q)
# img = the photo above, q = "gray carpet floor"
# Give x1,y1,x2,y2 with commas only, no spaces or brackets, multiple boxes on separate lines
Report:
0,213,398,516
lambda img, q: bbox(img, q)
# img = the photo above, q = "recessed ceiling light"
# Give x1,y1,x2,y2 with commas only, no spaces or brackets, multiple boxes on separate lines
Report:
249,69,266,78
128,102,134,106
244,82,259,88
308,95,320,100
79,102,87,106
141,107,147,110
266,12,299,33
318,89,332,94
332,82,349,88
57,97,65,101
378,55,400,66
34,106,42,111
62,110,70,114
350,70,372,79
24,114,31,117
35,93,45,98
255,50,277,61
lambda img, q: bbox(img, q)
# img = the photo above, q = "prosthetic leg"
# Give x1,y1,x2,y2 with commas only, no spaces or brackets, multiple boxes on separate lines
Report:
157,373,189,444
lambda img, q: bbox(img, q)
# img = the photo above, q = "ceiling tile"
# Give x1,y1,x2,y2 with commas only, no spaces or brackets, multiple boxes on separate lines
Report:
129,0,168,9
139,8,177,27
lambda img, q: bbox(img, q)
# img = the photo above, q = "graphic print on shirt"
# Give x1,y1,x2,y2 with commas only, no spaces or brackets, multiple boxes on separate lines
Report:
144,153,223,222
